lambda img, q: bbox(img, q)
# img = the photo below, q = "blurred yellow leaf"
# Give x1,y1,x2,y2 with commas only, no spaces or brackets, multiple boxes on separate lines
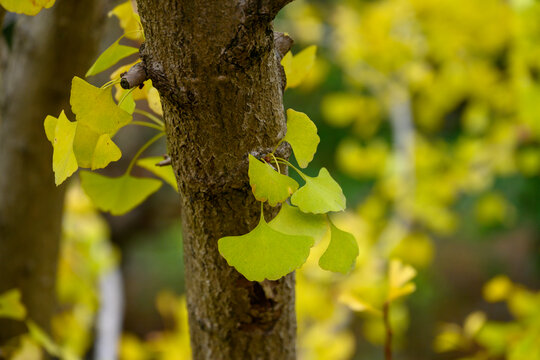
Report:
281,45,317,89
387,259,417,302
0,289,26,320
0,0,55,15
483,275,513,303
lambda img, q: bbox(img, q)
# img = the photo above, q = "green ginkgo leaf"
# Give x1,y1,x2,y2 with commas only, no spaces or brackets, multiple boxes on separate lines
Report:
319,221,358,274
291,168,346,214
71,77,132,135
52,111,78,185
218,213,314,281
269,202,328,242
118,91,136,115
80,171,162,215
0,0,55,15
0,289,27,320
281,45,317,89
283,109,320,168
248,154,298,206
86,39,138,77
137,156,178,191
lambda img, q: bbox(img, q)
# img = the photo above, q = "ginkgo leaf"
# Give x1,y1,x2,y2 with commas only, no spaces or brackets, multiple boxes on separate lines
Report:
70,77,130,169
269,202,328,242
0,289,27,320
147,86,163,116
71,77,132,135
387,259,417,302
52,112,78,185
109,0,144,41
72,125,122,170
118,91,136,115
218,213,314,281
0,0,55,16
339,292,381,316
283,109,320,168
281,45,317,89
248,155,299,206
86,38,138,77
137,157,178,191
318,221,359,274
43,115,57,143
80,171,162,215
291,168,346,214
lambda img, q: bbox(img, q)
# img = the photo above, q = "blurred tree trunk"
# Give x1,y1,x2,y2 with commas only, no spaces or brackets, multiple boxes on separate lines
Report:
136,0,296,358
0,0,105,342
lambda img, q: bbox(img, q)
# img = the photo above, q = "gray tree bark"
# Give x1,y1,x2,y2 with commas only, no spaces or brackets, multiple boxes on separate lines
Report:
135,0,296,358
0,0,105,342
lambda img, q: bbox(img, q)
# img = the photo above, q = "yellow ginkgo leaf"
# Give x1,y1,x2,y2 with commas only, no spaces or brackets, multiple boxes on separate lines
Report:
52,111,78,185
281,45,317,89
0,0,55,16
0,289,27,320
387,259,417,302
109,0,144,41
339,292,382,316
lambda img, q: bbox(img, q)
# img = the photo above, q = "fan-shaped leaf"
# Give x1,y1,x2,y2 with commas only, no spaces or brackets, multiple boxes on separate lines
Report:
0,0,55,15
387,259,417,302
283,109,320,168
319,221,359,274
248,155,298,206
109,0,143,41
51,112,78,185
0,289,26,320
281,45,317,89
86,39,138,77
137,156,178,191
80,171,161,215
218,214,314,281
291,168,346,214
269,203,328,242
70,77,130,169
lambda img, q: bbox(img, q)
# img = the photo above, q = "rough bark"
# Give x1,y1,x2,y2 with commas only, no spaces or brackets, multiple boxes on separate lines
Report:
135,0,295,358
0,0,105,341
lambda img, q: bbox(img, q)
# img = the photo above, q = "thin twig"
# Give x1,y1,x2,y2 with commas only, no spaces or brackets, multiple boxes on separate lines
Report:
383,301,393,360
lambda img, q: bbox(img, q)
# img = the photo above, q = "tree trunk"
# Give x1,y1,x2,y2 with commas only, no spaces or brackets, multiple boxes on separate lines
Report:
136,1,296,358
0,0,105,341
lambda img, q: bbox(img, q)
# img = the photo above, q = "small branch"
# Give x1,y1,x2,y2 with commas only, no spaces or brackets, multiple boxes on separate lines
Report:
120,62,147,89
383,301,393,360
156,155,171,167
274,32,294,60
264,0,295,18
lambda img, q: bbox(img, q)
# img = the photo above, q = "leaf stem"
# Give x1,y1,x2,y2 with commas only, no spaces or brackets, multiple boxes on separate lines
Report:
383,301,393,360
101,78,122,89
275,157,306,181
118,87,136,106
269,153,281,174
134,109,165,127
272,139,284,155
129,121,164,132
126,132,165,175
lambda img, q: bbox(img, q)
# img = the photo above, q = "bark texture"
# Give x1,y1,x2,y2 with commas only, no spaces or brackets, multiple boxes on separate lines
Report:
136,0,295,358
0,0,105,341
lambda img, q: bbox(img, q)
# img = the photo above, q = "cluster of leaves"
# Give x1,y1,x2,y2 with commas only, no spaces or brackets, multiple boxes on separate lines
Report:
43,1,176,218
435,276,540,360
218,107,358,281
